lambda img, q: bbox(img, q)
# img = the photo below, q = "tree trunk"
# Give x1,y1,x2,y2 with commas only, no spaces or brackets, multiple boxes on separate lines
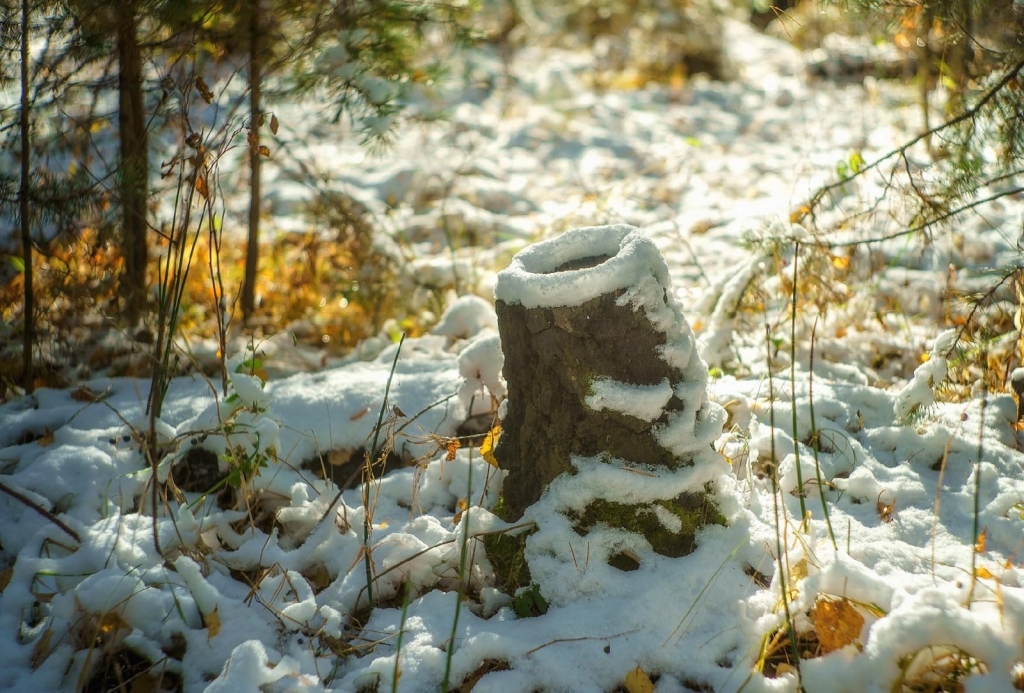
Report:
241,0,263,323
493,225,726,559
917,4,933,154
116,2,149,323
945,6,973,100
20,0,33,393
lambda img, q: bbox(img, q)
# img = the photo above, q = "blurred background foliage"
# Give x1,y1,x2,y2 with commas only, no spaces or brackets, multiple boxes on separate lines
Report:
0,0,1022,398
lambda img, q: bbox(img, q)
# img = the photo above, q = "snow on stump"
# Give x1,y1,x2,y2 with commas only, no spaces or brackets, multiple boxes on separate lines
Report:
493,225,727,565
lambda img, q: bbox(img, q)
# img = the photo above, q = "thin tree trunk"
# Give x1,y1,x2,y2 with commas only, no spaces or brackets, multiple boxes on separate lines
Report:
20,0,33,393
917,5,933,155
116,2,149,323
241,0,262,322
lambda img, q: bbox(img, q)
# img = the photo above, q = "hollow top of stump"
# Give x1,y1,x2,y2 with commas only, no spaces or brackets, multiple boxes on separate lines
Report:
494,225,670,309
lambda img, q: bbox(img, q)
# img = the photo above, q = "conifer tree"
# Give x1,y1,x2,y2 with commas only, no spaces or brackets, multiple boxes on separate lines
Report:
804,2,1024,246
234,0,475,321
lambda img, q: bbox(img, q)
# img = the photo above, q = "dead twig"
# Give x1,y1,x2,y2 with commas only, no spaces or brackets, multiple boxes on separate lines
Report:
0,479,81,544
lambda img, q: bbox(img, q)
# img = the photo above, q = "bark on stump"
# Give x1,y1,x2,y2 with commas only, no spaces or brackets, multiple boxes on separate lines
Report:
493,225,726,562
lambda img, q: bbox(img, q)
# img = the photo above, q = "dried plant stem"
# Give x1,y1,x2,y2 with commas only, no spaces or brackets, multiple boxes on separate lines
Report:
391,580,411,693
442,440,474,692
808,319,837,550
362,333,406,608
0,479,80,544
789,242,807,521
766,323,804,690
967,390,987,605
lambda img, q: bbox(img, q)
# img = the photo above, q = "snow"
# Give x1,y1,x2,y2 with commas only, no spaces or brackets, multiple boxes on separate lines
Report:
2,17,1024,693
586,377,674,422
494,224,670,309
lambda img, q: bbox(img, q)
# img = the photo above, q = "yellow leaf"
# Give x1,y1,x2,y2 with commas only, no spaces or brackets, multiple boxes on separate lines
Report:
480,425,501,467
975,527,987,553
36,428,55,447
31,629,53,669
258,145,270,157
975,566,994,580
623,666,655,693
775,663,797,677
810,596,864,653
831,255,850,270
790,204,811,223
204,606,221,639
98,611,129,635
196,175,209,199
453,497,468,524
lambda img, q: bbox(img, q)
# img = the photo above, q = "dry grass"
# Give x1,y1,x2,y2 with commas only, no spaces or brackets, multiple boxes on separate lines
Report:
0,206,426,398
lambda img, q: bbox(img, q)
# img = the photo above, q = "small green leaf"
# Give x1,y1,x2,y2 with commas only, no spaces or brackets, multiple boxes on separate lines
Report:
849,151,865,174
512,584,548,618
10,256,25,273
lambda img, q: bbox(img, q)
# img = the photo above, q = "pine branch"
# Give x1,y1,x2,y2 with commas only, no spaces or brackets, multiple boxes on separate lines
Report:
805,52,1024,217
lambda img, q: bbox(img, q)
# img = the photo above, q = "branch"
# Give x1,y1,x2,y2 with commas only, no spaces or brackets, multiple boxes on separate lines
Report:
0,479,81,543
802,185,1024,248
806,52,1024,212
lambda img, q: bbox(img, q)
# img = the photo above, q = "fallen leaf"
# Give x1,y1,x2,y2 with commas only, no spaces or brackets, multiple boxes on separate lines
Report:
71,386,106,402
877,492,896,523
811,596,864,653
458,659,510,692
36,428,55,447
306,564,333,593
480,425,501,467
975,527,987,553
453,497,468,524
204,606,221,639
98,610,129,636
975,566,995,580
623,666,655,693
445,438,461,461
31,629,53,669
258,145,270,157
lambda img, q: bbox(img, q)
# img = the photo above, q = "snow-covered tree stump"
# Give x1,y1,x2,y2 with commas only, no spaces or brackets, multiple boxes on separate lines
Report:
493,225,727,543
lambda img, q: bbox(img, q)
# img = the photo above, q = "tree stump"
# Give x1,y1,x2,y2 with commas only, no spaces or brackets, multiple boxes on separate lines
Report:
493,225,726,560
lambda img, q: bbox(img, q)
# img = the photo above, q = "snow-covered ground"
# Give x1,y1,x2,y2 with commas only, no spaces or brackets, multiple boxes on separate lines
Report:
2,19,1024,693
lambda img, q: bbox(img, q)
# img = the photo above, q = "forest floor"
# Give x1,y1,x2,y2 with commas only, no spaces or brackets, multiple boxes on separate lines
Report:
1,17,1023,693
